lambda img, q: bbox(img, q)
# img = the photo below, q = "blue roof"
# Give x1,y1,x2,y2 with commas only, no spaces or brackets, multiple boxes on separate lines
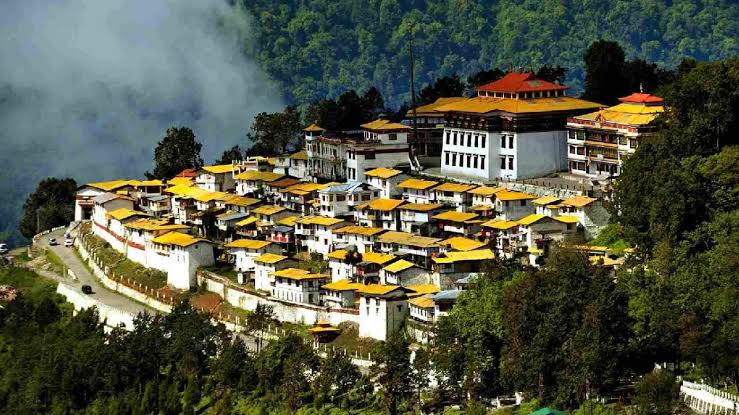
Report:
433,290,462,302
218,211,249,221
273,225,294,233
321,181,377,193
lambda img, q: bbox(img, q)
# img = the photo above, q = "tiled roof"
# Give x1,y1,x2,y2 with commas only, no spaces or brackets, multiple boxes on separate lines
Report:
364,167,404,179
562,195,597,207
477,72,568,93
398,178,439,190
377,231,441,248
482,219,519,230
333,225,386,236
434,96,601,115
495,190,537,201
517,214,551,226
152,232,206,247
252,205,287,215
468,186,503,196
297,216,346,226
360,119,411,131
254,253,289,264
273,268,326,280
235,216,259,226
433,182,478,193
107,208,149,221
408,296,435,308
322,279,362,291
554,215,579,224
201,164,236,174
383,259,417,273
433,211,479,223
303,123,324,132
533,195,562,206
356,284,404,296
399,203,444,212
439,236,486,251
432,249,495,264
619,92,663,104
356,198,405,211
225,239,272,249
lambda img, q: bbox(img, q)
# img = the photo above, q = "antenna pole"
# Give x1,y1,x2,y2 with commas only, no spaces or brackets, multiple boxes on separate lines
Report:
408,23,419,160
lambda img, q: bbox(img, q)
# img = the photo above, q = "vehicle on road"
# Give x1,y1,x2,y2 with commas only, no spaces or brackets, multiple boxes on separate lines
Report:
64,238,74,247
48,237,58,246
0,243,8,255
81,285,93,295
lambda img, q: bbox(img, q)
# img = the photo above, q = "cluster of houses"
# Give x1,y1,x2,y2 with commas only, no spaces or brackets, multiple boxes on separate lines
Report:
72,71,651,341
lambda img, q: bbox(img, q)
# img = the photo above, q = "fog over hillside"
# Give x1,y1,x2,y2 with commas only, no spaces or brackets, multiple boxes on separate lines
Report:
0,0,283,245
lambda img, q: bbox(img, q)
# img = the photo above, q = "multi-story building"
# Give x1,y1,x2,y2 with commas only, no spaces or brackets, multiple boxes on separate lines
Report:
398,178,439,204
436,72,601,180
376,231,442,269
317,182,380,218
432,183,477,211
354,198,406,230
346,119,411,182
225,239,281,274
404,97,466,157
566,92,664,177
271,268,326,305
294,216,349,255
357,284,412,341
364,167,409,199
398,203,446,235
331,225,386,253
305,125,354,182
196,164,241,192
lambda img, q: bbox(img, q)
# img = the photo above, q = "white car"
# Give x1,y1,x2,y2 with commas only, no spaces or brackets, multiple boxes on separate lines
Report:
0,243,8,255
48,238,58,246
64,238,74,247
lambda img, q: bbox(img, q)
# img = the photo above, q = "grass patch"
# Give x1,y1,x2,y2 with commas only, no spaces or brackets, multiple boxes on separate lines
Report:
202,263,238,283
79,228,167,289
323,322,379,358
44,249,67,275
590,224,630,256
0,266,66,308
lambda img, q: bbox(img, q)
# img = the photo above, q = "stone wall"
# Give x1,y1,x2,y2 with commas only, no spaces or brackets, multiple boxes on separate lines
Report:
56,283,136,330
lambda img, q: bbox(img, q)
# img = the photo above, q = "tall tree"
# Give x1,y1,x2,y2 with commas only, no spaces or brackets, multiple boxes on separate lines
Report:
145,127,203,180
466,68,505,95
216,145,244,164
582,40,628,105
246,106,302,155
246,303,277,353
19,177,77,238
371,332,416,415
536,65,567,84
416,74,466,105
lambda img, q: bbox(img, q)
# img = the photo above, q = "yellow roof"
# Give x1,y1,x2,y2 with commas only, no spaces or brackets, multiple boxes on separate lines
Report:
254,253,289,264
562,195,598,208
571,245,610,253
533,195,562,206
364,167,403,179
439,237,486,251
383,259,417,273
495,190,537,201
554,215,579,224
333,225,386,236
136,179,164,187
470,204,495,211
433,182,477,193
360,119,411,131
407,284,440,295
572,102,664,126
235,216,258,226
297,216,346,226
152,232,206,247
87,180,135,191
398,178,439,190
107,208,149,221
322,279,363,291
289,150,308,160
124,219,188,231
201,164,235,174
377,231,442,248
432,249,494,264
362,251,397,265
252,205,287,216
407,97,468,116
356,198,406,211
234,170,284,182
277,216,300,226
283,182,329,194
433,211,479,223
356,284,403,296
408,296,435,308
399,203,444,212
469,186,503,196
434,96,601,115
225,239,272,249
272,268,325,280
517,214,551,226
167,177,194,187
590,256,623,267
303,123,324,132
190,189,227,203
225,196,260,207
482,219,519,230
165,184,196,196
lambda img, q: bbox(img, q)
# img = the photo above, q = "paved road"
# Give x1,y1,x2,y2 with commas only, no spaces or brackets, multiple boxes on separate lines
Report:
38,227,150,316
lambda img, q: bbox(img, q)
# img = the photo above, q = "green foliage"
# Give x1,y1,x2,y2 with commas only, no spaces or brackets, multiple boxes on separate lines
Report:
216,145,246,164
589,224,629,254
633,371,679,415
370,332,417,415
304,87,385,132
145,126,203,180
18,177,76,238
245,106,302,156
237,0,739,106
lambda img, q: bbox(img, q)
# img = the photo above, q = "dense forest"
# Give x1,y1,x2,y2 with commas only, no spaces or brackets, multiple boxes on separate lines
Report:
237,0,739,105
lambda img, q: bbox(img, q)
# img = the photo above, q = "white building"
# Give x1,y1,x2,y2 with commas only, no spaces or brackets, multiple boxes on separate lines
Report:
432,182,477,212
437,72,601,180
318,182,380,218
354,198,406,230
380,259,428,286
432,211,482,237
398,203,446,235
327,250,397,284
234,170,285,196
364,167,410,199
557,195,609,238
357,284,412,341
331,226,386,254
321,279,361,308
75,180,136,221
346,119,411,182
294,216,349,256
398,178,439,204
493,189,537,221
196,164,240,192
305,132,353,182
271,268,326,305
225,239,281,274
516,214,574,263
566,93,664,178
253,253,298,292
376,231,442,269
91,193,135,229
148,232,215,290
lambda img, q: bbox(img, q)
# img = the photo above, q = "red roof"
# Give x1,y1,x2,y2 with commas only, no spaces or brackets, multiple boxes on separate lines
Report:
618,93,664,104
175,168,198,178
478,72,568,93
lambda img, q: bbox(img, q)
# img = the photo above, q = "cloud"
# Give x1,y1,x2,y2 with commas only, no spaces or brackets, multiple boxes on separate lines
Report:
0,0,283,243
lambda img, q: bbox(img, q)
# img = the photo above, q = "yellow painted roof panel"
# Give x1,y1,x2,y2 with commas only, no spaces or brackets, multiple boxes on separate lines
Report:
289,150,308,160
377,231,442,248
303,123,324,132
399,203,444,212
254,253,288,264
202,164,236,174
383,259,417,273
407,97,468,116
407,284,440,295
225,239,272,249
322,279,362,291
469,186,503,196
167,177,194,187
433,211,479,223
107,208,149,221
433,182,477,193
252,205,287,215
333,225,386,236
87,180,135,191
517,214,550,226
356,284,403,296
408,296,435,308
562,195,598,207
482,219,519,230
495,190,537,201
398,178,439,190
533,195,562,205
152,231,206,247
554,215,579,224
432,249,494,264
124,219,188,231
362,251,397,265
277,216,299,226
235,216,258,226
439,236,486,251
434,96,601,115
360,119,411,131
364,167,403,179
226,196,260,207
297,216,346,226
273,268,325,280
357,198,405,211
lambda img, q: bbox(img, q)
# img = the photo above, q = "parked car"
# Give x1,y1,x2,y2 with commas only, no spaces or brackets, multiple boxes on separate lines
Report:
81,285,93,295
48,237,57,246
0,243,8,255
64,238,74,247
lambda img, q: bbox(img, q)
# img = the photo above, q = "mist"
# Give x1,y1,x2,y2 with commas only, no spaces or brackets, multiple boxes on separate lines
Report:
0,0,284,243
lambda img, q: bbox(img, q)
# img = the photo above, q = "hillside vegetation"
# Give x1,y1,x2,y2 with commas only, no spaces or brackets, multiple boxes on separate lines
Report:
238,0,739,105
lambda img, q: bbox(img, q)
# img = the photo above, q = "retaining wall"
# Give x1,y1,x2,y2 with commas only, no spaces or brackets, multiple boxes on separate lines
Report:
56,283,136,330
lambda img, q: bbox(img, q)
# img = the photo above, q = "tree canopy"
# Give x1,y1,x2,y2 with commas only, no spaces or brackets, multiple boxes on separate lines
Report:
145,127,203,180
18,177,76,238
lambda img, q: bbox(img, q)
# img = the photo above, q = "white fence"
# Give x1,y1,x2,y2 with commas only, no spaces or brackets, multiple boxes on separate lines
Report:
681,380,739,415
56,283,136,331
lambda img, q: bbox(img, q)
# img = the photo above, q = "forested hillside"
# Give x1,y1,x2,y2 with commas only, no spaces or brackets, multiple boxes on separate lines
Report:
238,0,739,105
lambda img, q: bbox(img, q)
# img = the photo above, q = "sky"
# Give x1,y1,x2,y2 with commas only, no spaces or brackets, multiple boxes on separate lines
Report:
0,0,284,243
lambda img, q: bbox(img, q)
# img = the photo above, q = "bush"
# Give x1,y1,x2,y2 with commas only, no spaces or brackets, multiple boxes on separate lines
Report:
634,371,678,415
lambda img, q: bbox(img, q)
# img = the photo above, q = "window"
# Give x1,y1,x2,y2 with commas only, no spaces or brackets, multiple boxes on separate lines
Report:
389,133,397,140
467,135,472,147
467,154,471,168
446,132,450,145
508,135,514,148
473,156,478,169
453,133,457,145
500,135,506,148
474,135,479,147
500,157,506,169
520,200,527,206
445,151,450,165
365,152,375,160
451,153,457,166
481,135,486,148
480,156,485,170
336,195,345,202
508,156,514,170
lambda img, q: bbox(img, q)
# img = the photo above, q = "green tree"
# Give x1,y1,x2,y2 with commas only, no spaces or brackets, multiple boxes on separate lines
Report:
145,127,203,180
313,349,361,408
416,74,466,105
246,106,302,155
19,177,76,238
371,332,415,415
634,371,679,415
216,145,244,164
582,40,627,105
246,303,278,353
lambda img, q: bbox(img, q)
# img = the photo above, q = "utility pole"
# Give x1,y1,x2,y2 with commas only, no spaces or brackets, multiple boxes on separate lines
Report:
408,23,419,167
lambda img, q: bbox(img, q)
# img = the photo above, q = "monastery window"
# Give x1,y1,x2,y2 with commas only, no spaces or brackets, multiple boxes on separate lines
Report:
473,156,478,169
480,156,485,170
630,139,638,149
451,153,457,166
467,134,472,147
365,152,375,160
520,200,527,207
337,195,345,202
445,132,450,145
474,135,479,147
389,133,397,141
481,135,486,148
445,151,450,165
453,133,458,145
500,135,506,148
508,156,514,170
508,135,514,148
467,154,472,168
500,156,506,170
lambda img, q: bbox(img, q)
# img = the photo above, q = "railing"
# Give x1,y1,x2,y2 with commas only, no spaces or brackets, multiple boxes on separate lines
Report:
680,380,739,414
